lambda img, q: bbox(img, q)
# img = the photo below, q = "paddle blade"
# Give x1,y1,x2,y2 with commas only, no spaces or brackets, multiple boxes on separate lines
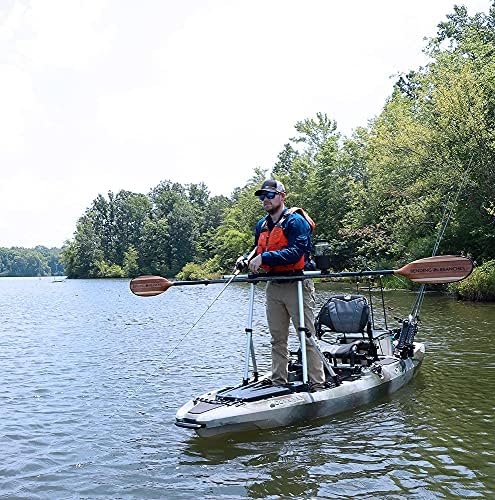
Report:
129,275,173,297
396,255,473,284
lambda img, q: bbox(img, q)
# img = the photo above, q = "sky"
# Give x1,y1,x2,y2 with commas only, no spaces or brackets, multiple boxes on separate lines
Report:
0,0,492,248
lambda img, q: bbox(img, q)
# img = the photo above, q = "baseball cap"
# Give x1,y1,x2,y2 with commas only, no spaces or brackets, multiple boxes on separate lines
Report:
254,179,286,196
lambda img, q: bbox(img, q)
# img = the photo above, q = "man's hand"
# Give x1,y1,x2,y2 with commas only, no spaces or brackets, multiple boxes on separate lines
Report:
248,254,263,273
235,256,248,271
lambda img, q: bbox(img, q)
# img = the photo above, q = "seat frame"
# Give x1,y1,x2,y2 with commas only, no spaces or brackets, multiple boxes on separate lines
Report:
316,294,378,367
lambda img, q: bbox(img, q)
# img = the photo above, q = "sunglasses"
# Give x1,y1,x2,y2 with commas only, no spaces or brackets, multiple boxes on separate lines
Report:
258,192,278,201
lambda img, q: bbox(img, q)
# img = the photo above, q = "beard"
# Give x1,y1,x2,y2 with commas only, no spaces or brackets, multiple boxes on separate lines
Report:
263,199,281,214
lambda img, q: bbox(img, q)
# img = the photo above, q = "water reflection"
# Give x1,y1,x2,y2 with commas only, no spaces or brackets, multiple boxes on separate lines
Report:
1,278,494,497
178,354,494,497
179,389,425,497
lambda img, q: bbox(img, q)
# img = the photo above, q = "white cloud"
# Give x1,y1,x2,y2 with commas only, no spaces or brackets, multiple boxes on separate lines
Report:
0,0,492,247
0,65,35,152
15,0,115,71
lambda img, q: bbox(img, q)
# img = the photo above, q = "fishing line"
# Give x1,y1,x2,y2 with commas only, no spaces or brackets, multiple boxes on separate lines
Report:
34,272,244,485
412,153,475,318
58,272,244,475
157,272,241,362
432,153,475,257
102,255,255,434
110,271,241,418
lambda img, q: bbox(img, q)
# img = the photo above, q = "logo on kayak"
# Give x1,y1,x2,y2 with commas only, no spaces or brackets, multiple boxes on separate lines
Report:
268,394,306,408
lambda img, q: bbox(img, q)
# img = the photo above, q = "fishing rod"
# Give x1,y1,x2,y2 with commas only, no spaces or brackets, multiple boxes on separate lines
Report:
411,155,474,319
395,156,475,357
109,249,257,419
130,255,473,297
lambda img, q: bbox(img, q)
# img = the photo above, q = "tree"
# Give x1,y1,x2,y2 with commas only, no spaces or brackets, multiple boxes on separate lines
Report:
123,246,139,277
139,217,170,276
272,143,299,177
166,200,197,275
61,214,104,278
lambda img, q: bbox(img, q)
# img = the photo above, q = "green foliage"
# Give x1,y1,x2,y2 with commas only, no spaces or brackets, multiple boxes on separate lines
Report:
62,183,236,279
335,3,495,270
123,246,139,278
138,217,170,276
449,260,495,301
176,262,206,280
166,199,197,276
59,3,495,302
60,213,103,278
221,168,267,233
0,247,63,277
213,228,253,271
95,261,125,278
176,256,222,280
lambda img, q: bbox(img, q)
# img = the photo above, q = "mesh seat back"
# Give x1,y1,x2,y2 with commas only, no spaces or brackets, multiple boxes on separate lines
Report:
317,295,370,334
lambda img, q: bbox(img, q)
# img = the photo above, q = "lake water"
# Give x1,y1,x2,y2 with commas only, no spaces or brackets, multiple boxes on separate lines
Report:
1,277,494,498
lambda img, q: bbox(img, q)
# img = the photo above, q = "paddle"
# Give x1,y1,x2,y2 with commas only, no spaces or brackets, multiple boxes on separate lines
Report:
129,255,473,297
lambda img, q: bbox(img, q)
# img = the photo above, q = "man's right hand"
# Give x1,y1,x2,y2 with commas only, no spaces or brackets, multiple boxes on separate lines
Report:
248,254,263,273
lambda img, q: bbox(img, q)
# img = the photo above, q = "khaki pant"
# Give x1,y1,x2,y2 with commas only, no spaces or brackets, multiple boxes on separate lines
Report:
265,280,325,386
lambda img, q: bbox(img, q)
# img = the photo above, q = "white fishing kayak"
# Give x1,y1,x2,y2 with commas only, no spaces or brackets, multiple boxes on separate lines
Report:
176,340,425,437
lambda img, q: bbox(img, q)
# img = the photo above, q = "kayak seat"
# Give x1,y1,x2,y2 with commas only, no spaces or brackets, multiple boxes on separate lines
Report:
315,294,370,339
315,295,377,366
322,340,370,367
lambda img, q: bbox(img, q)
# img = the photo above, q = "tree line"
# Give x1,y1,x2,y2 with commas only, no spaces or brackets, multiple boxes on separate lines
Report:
0,246,64,277
60,182,232,278
61,5,495,296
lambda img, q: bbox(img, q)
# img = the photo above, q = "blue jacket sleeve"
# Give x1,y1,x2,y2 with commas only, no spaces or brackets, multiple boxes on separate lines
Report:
261,214,311,267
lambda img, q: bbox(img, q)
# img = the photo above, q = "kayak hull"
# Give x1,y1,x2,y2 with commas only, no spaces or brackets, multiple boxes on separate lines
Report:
176,343,425,437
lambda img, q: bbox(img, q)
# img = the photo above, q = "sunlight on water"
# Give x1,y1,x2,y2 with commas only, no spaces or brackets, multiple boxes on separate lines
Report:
0,278,494,497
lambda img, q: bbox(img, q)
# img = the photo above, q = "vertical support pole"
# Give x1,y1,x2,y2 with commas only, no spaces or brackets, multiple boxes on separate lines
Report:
297,280,309,385
250,336,258,381
243,283,256,385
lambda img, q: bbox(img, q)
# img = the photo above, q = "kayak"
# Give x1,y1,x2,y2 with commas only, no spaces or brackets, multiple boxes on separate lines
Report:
175,339,425,437
175,289,424,437
128,255,472,437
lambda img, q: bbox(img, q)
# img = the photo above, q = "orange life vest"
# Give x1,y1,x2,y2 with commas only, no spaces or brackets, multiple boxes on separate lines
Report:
256,207,315,273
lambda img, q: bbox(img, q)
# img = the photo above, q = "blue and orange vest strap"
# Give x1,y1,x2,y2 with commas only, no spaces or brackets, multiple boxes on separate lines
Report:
256,207,315,273
288,207,315,232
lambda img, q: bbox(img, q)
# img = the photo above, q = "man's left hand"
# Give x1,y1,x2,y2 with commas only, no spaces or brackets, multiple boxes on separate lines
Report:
248,254,263,273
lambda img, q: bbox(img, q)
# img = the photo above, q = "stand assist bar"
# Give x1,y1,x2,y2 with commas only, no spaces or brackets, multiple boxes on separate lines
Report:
242,283,258,385
297,281,309,385
297,281,340,387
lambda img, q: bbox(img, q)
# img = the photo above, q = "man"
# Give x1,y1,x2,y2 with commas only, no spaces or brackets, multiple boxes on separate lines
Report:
243,179,325,391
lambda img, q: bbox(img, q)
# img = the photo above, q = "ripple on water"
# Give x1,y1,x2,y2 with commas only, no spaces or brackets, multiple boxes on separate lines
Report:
1,279,494,497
